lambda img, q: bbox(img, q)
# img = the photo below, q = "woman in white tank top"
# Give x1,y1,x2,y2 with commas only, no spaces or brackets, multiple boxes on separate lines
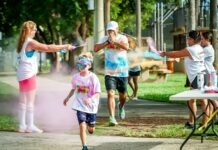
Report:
16,21,75,133
160,30,208,129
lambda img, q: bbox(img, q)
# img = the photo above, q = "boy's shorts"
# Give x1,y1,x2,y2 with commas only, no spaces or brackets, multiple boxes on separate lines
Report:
105,75,128,93
76,111,96,127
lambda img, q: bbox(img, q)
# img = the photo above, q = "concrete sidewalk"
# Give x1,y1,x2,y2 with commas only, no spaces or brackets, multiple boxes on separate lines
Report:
0,131,217,150
0,75,217,150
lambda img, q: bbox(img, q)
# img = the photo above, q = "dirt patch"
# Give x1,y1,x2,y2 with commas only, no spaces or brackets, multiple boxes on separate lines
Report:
96,116,187,137
97,116,187,127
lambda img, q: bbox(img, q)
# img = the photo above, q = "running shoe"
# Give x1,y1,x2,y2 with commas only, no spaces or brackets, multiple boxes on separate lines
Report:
109,116,118,126
184,122,194,129
82,145,88,150
118,103,125,119
132,97,138,100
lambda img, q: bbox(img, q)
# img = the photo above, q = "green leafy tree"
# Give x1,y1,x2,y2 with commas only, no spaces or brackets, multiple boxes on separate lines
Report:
0,0,180,72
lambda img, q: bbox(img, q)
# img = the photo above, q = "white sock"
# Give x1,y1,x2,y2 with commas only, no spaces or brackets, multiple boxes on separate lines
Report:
26,109,34,128
26,108,43,133
18,104,26,130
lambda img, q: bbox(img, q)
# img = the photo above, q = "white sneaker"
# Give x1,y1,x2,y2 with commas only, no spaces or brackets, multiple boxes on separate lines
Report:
17,125,27,133
26,125,43,133
132,97,138,100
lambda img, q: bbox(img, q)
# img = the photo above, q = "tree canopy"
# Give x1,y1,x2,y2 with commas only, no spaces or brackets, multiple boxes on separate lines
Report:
0,0,170,43
0,0,180,72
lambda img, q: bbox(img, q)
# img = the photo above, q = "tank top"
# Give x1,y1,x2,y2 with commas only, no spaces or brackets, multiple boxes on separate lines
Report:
16,38,38,81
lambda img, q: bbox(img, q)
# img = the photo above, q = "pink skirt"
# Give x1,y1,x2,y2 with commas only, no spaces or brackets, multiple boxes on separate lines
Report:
19,75,36,92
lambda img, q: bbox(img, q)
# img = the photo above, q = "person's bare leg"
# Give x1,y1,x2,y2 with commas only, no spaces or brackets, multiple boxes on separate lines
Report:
119,92,126,108
188,99,197,124
208,102,214,117
107,90,116,117
200,99,209,125
210,100,218,111
87,126,95,134
132,76,139,97
80,122,87,146
128,76,134,96
118,92,127,119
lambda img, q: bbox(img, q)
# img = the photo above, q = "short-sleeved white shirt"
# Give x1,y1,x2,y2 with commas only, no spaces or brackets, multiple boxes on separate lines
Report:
184,44,206,83
98,34,129,77
203,44,215,73
70,72,101,114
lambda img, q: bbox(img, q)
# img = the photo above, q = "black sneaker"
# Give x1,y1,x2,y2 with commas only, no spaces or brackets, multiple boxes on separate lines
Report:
82,146,88,150
184,122,194,129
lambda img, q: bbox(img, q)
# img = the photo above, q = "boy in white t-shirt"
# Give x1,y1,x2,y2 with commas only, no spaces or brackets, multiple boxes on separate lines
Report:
63,52,101,150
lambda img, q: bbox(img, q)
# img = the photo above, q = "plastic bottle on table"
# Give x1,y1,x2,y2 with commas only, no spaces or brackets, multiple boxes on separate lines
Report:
197,72,204,91
211,71,217,88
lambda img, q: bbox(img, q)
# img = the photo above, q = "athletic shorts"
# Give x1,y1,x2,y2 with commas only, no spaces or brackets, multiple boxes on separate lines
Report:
19,75,36,92
76,111,96,127
105,75,128,93
190,75,206,89
129,71,141,76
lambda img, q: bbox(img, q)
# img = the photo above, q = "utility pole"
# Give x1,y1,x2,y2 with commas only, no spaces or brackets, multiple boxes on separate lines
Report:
136,0,141,47
156,3,160,50
94,0,104,44
190,0,196,30
210,0,218,69
94,0,104,72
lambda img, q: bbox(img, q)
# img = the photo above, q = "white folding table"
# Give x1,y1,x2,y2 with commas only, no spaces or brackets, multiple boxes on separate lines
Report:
170,89,218,150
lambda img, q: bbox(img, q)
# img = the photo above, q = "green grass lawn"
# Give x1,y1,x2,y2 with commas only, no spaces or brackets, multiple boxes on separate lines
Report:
97,73,189,102
137,73,189,102
40,72,188,102
0,82,18,131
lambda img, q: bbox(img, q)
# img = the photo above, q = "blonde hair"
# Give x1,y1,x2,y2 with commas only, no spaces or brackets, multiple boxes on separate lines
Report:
17,21,36,53
79,52,93,62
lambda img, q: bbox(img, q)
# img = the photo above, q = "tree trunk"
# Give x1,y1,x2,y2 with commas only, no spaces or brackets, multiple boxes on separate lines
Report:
79,17,89,40
68,21,85,72
104,0,110,31
210,0,218,69
195,0,200,27
190,0,196,30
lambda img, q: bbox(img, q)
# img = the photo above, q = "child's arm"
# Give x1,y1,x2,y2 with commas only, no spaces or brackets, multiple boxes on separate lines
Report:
63,89,75,106
84,93,100,105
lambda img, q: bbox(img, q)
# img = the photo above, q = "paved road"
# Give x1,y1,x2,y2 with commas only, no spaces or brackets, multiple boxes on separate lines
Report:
0,131,217,150
0,75,217,150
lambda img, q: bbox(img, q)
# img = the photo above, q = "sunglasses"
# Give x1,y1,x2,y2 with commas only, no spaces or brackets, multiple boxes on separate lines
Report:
76,63,87,70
